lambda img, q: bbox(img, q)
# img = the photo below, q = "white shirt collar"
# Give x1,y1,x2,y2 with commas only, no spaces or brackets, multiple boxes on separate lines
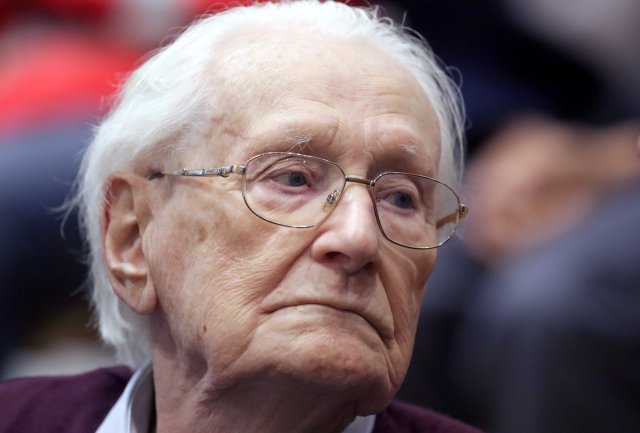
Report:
96,362,376,433
96,362,154,433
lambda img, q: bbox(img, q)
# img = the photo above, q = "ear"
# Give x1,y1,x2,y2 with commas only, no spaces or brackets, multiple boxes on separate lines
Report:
102,174,157,315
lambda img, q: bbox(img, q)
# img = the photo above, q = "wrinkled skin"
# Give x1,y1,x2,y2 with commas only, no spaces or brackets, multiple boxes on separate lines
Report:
104,28,441,433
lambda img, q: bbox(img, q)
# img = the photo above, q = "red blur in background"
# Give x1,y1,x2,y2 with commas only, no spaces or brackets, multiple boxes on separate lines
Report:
0,0,364,138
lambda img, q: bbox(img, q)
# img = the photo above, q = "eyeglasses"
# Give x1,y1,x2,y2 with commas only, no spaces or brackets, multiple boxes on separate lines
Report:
148,152,468,249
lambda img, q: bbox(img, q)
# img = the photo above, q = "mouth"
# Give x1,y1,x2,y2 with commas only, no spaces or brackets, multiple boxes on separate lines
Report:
264,301,391,342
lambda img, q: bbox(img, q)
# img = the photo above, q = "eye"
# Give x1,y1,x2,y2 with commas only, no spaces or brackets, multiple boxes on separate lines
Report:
245,153,338,199
274,171,310,188
375,174,422,213
388,191,415,209
378,188,419,211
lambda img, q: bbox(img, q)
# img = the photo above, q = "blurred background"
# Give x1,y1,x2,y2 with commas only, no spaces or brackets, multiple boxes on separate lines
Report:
1,1,639,432
0,0,278,379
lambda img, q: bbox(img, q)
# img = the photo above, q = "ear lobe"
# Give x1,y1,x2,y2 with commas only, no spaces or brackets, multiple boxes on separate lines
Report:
103,175,157,315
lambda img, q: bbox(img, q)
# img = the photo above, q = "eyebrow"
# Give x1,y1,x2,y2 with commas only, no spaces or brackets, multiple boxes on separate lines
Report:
286,134,314,152
395,142,419,157
247,122,437,174
386,136,440,174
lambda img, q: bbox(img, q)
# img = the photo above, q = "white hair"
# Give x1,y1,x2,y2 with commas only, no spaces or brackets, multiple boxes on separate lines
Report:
73,0,465,367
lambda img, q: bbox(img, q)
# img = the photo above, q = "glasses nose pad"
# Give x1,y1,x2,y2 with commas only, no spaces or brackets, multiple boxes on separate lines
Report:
323,188,341,212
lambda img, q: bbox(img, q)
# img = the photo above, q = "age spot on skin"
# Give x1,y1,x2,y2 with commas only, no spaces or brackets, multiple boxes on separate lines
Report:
197,225,207,243
197,324,207,342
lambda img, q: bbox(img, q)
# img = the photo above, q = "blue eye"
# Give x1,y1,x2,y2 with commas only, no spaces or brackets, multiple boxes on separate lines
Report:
275,172,309,187
390,192,414,209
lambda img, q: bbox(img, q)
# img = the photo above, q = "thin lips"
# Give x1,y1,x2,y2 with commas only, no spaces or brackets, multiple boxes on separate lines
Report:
264,299,390,340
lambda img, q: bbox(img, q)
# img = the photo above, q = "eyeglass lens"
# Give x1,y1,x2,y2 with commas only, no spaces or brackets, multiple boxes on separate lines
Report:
242,153,460,249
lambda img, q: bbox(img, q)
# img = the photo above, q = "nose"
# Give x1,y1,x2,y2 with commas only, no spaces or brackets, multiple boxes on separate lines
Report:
309,183,380,274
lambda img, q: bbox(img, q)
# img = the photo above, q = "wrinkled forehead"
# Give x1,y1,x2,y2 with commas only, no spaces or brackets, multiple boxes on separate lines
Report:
190,26,440,168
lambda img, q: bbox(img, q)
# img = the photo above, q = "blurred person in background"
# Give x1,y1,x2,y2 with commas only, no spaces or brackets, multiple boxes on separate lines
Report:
448,119,640,433
0,2,484,432
391,1,640,432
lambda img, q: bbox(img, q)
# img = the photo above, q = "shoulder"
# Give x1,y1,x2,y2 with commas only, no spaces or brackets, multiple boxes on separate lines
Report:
373,400,484,433
0,366,132,433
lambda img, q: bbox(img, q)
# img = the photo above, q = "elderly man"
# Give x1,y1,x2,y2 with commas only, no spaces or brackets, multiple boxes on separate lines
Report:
0,1,479,432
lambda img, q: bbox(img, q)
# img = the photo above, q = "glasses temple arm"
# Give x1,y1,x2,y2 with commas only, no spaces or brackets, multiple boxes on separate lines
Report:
149,165,245,179
435,204,469,229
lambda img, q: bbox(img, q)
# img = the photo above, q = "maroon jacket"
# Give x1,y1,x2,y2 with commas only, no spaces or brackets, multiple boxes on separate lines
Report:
0,367,483,433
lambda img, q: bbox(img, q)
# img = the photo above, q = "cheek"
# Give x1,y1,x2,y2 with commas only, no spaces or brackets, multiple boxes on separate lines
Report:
383,249,436,379
145,190,316,363
386,248,435,329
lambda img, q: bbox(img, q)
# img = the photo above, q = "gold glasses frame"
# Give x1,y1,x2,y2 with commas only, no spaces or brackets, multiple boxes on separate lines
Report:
148,152,468,250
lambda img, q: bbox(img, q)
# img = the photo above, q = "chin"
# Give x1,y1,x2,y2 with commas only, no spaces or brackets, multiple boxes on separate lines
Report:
273,329,398,412
220,309,403,412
